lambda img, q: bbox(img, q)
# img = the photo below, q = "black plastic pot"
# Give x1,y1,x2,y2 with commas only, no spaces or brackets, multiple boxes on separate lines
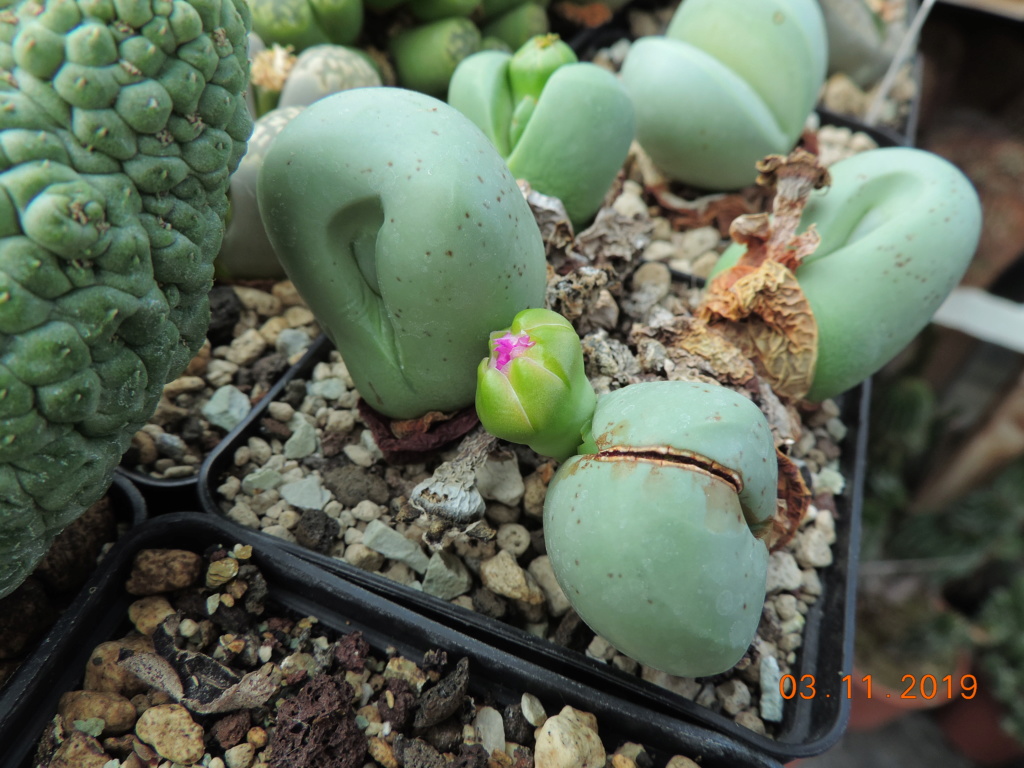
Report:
0,473,147,695
118,335,334,515
0,512,791,768
197,328,869,764
109,470,150,528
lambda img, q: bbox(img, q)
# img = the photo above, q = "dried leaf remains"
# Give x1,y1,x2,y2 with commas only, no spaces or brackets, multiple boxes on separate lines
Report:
698,150,831,400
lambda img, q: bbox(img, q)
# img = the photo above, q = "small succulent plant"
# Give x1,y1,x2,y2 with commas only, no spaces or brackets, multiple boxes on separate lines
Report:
449,34,635,227
818,0,905,88
475,315,778,675
544,380,778,677
249,0,363,52
978,572,1024,743
277,43,382,110
706,146,983,402
620,0,827,190
390,16,482,98
257,87,548,420
476,308,596,461
217,106,305,281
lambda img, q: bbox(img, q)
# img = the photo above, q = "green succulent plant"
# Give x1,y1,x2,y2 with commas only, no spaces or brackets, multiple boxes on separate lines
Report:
389,15,481,98
818,0,904,88
978,572,1024,744
216,106,304,282
249,0,362,52
257,87,547,420
620,0,827,190
449,34,635,227
277,43,381,109
710,147,983,402
544,380,778,676
476,307,596,461
0,0,252,598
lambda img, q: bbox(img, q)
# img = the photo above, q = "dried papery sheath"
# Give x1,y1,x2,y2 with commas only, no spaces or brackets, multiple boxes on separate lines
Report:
698,150,826,400
703,146,983,402
475,308,596,461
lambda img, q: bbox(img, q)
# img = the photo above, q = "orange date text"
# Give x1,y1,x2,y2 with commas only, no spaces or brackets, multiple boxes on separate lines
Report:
779,673,978,700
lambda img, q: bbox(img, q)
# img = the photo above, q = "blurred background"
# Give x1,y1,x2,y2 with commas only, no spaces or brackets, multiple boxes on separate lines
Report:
804,0,1024,765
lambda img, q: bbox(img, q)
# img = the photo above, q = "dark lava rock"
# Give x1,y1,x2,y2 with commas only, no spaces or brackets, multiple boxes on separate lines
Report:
268,674,365,768
322,464,390,507
414,657,470,729
294,510,339,554
208,286,244,347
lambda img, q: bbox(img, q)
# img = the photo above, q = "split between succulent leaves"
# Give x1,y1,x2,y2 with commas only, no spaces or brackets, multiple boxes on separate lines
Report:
620,0,828,190
257,87,547,421
449,34,635,228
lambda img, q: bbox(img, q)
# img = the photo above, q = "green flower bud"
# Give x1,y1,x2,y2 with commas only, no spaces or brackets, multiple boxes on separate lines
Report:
507,33,576,104
476,308,596,461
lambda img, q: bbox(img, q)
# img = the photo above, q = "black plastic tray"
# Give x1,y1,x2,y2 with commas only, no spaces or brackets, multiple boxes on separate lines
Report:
197,331,869,763
0,513,790,768
118,335,335,515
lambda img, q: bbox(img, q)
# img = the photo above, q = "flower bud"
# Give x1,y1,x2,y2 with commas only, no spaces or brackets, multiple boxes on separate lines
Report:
476,308,596,461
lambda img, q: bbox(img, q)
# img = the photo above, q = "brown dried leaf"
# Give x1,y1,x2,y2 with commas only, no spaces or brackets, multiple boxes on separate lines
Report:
519,181,576,256
625,142,767,235
700,259,818,400
546,265,611,324
695,150,832,400
574,206,653,264
761,449,811,552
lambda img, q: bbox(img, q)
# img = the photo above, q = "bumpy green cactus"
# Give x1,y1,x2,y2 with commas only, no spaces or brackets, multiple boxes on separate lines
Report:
257,87,547,419
710,147,983,402
543,380,778,676
390,16,481,98
476,308,596,461
0,0,252,598
449,34,634,227
249,0,362,52
620,0,827,190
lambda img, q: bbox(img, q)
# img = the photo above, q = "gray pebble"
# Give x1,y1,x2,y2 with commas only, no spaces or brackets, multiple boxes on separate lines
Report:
201,385,251,432
241,467,283,495
279,475,331,510
283,416,318,459
422,551,473,600
716,680,751,716
759,655,785,722
155,432,188,460
496,523,531,557
276,327,312,358
766,551,803,593
362,519,429,573
344,542,385,571
308,377,347,401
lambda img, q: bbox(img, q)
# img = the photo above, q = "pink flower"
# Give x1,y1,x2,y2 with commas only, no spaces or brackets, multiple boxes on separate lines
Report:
491,331,536,373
